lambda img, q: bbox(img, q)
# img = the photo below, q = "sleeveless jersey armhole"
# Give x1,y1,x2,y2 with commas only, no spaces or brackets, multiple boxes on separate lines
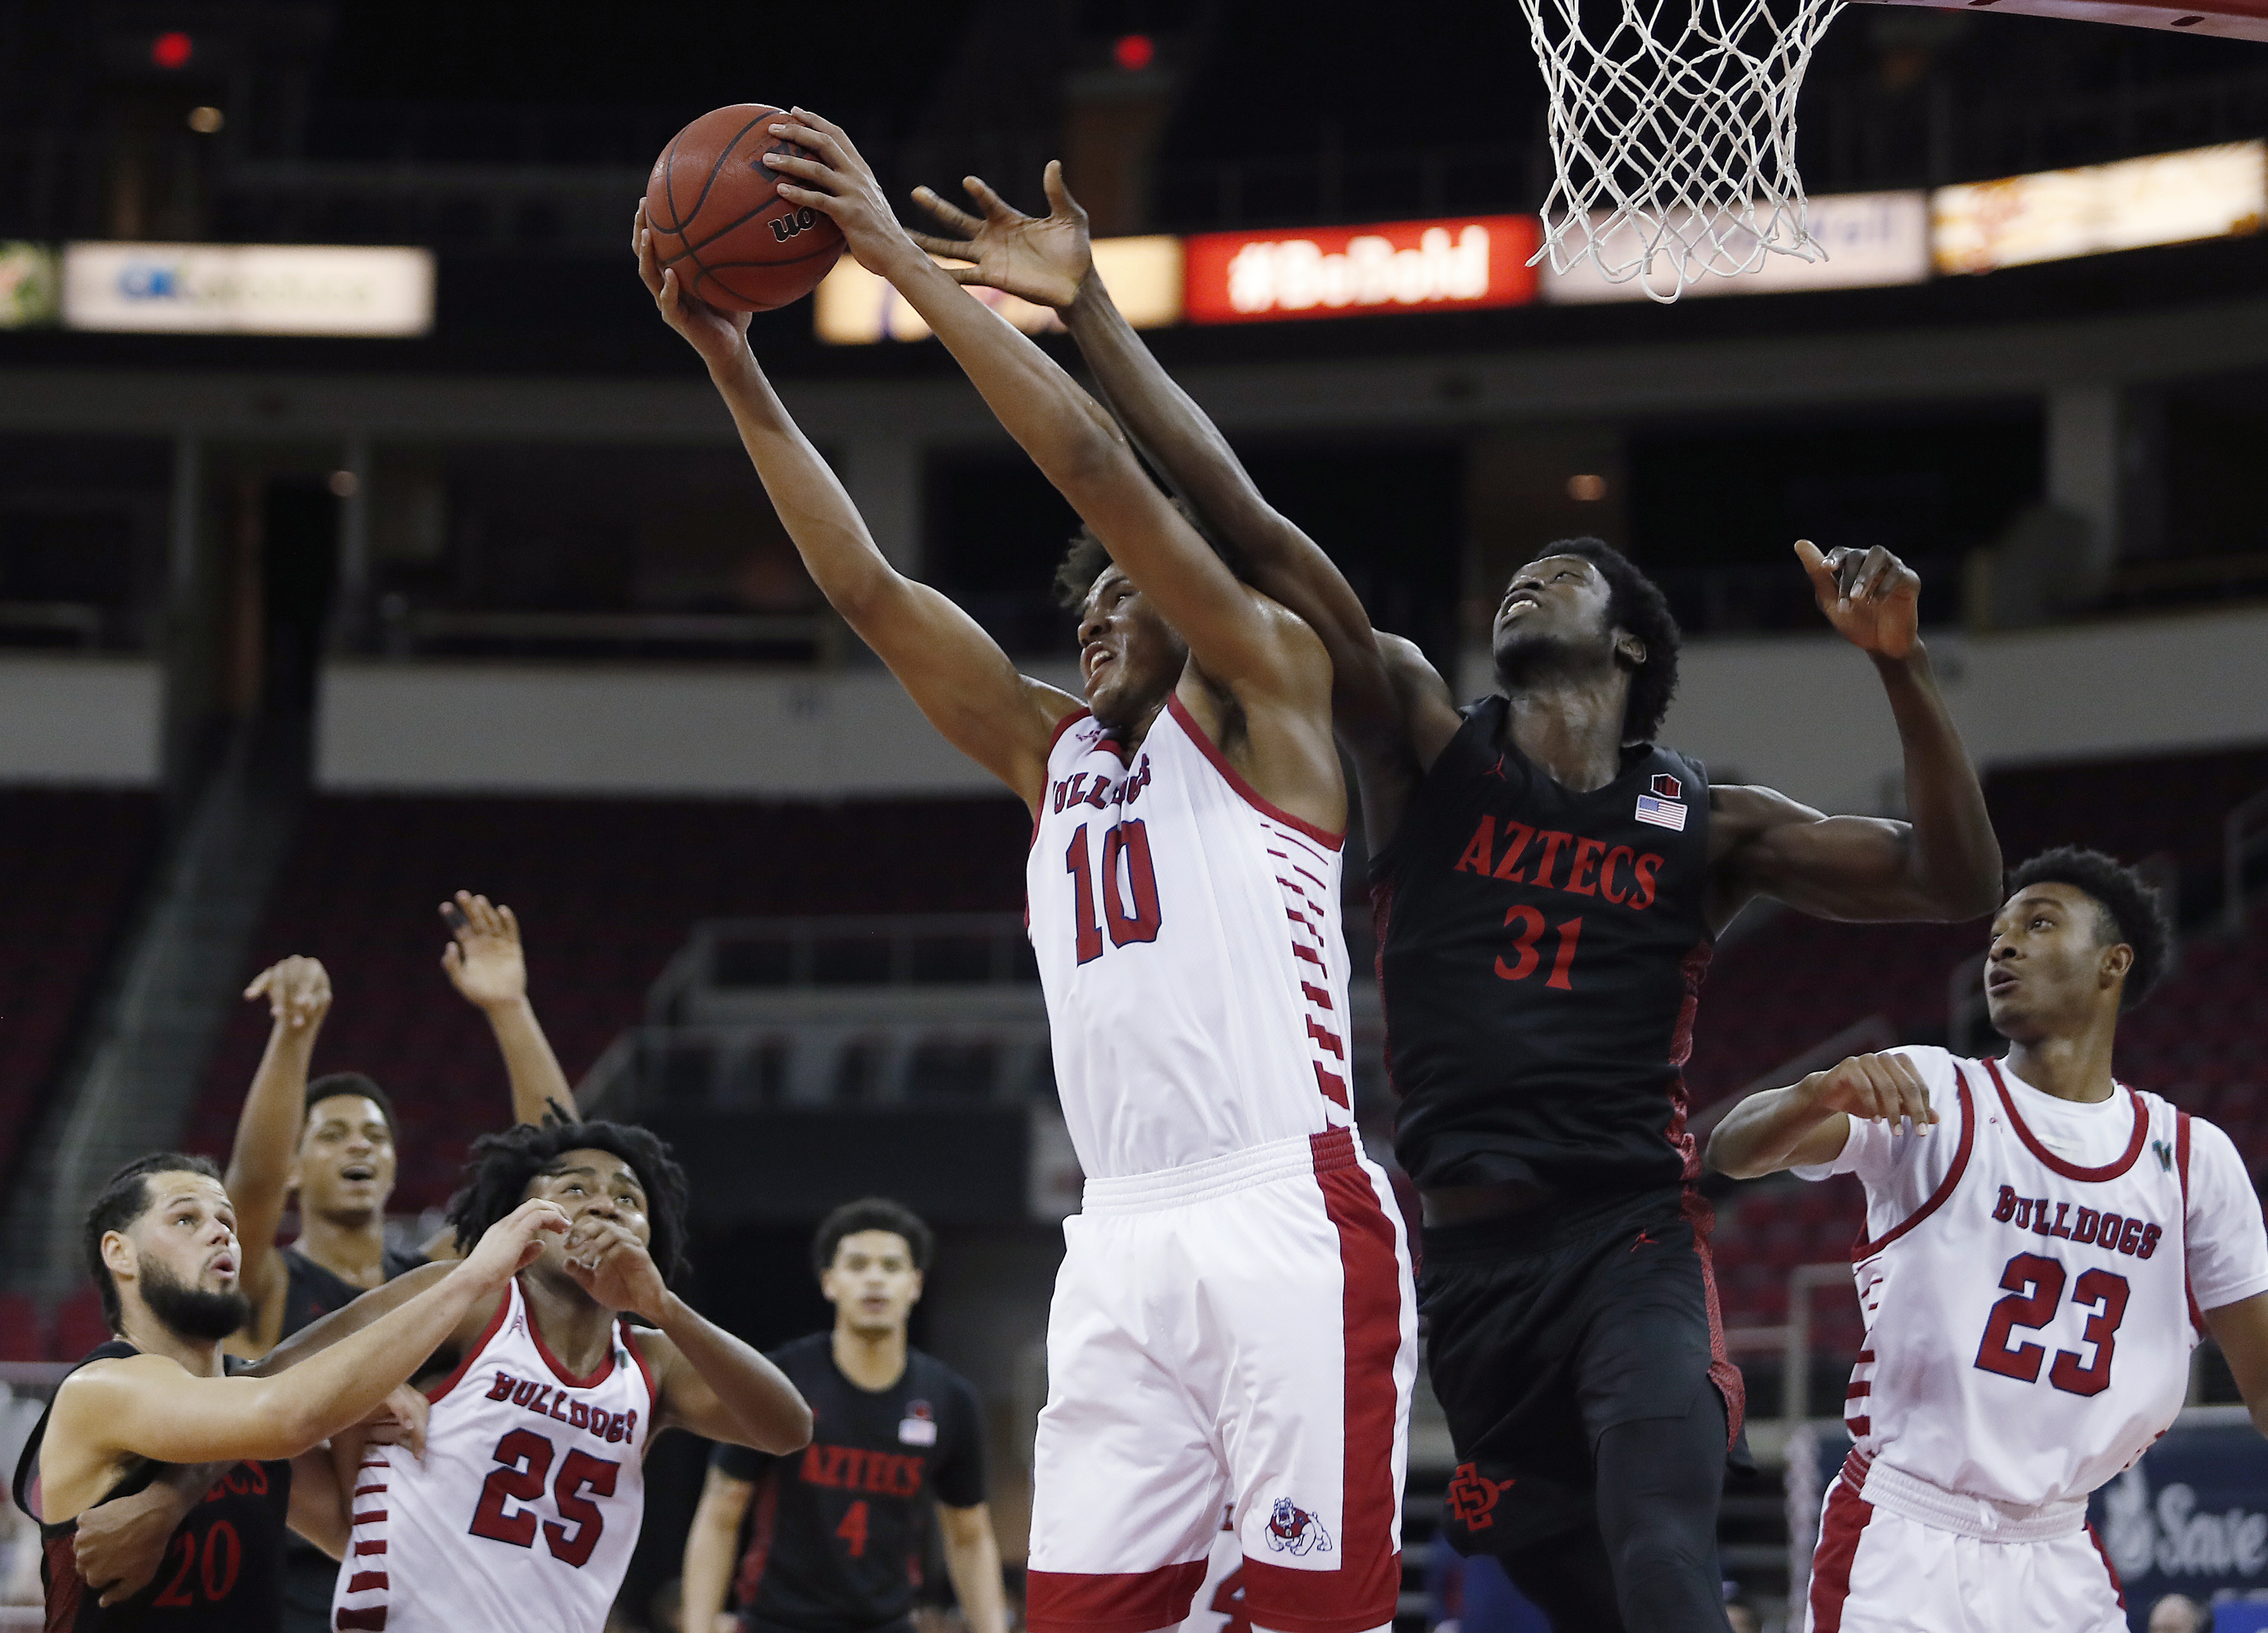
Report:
1852,1066,1978,1261
1366,697,1497,884
2177,1112,2206,1337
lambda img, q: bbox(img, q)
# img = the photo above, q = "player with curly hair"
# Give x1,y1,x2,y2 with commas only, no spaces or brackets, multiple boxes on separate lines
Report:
910,164,2004,1632
1711,848,2268,1633
266,1116,810,1633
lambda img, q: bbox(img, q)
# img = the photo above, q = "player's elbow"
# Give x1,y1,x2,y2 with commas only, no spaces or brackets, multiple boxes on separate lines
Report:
1703,1125,1768,1182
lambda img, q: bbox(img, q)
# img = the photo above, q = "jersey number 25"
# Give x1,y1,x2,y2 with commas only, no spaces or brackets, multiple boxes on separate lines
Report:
468,1428,622,1567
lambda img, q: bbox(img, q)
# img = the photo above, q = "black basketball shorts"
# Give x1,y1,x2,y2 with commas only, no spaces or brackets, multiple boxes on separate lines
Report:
1419,1182,1749,1556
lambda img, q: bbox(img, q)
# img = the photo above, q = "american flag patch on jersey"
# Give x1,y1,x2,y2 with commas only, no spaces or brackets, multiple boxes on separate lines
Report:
1635,793,1687,831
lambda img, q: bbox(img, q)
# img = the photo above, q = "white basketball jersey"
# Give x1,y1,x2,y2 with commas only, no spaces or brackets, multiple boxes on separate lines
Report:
1817,1048,2214,1509
334,1277,655,1633
1026,699,1354,1179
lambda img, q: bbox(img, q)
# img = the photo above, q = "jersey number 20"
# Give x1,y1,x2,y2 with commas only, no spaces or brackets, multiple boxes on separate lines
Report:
1066,821,1163,965
1973,1251,2131,1398
468,1428,622,1567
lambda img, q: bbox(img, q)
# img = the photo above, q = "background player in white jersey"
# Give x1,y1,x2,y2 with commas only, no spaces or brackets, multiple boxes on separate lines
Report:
299,1117,812,1633
1708,847,2268,1632
637,107,1414,1633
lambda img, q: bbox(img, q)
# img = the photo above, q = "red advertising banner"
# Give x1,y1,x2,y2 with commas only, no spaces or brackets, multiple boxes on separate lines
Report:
1184,215,1539,323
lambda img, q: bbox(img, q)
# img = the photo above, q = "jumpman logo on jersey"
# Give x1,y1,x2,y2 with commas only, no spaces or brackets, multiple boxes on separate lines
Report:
1484,755,1507,780
1631,1228,1658,1253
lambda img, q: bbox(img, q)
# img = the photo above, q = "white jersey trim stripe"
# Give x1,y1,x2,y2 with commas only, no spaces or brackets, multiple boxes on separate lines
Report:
1165,694,1345,853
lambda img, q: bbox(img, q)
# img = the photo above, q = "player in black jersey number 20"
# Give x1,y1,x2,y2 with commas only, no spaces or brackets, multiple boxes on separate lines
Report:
917,187,2004,1633
683,1200,1007,1633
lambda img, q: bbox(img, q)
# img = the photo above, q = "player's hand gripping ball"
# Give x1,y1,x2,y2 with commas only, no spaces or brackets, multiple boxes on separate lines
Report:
643,103,844,312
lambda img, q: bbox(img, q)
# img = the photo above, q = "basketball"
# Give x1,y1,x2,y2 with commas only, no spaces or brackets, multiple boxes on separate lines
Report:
644,103,844,313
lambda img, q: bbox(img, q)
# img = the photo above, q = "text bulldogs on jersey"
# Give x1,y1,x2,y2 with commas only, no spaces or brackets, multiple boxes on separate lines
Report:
1052,753,1152,816
482,1368,640,1444
1992,1187,2165,1259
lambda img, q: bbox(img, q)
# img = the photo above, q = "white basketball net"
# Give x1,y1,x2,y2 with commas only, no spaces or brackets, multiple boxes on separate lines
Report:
1521,0,1849,301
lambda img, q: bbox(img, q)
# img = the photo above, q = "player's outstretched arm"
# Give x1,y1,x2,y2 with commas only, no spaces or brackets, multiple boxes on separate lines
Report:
681,1466,756,1633
938,1503,1011,1633
439,890,574,1125
909,165,1441,795
1710,545,2000,929
225,955,333,1354
768,116,1314,721
46,1202,566,1499
1707,1052,1936,1180
635,204,1076,812
566,1215,812,1452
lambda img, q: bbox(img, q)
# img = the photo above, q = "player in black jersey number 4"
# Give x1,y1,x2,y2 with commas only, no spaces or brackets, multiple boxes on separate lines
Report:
917,178,2004,1633
682,1199,1006,1633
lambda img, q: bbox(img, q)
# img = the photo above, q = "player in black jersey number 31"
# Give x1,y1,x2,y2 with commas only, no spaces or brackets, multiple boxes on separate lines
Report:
682,1199,1006,1633
911,179,2004,1633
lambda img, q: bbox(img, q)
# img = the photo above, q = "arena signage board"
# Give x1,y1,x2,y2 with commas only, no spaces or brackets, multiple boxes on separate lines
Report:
60,242,435,335
1931,141,2268,276
1541,191,1931,303
815,235,1184,343
1182,215,1538,323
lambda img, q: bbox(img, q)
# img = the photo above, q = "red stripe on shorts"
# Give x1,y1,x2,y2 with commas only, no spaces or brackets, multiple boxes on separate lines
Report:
1026,1559,1209,1633
1681,1185,1746,1447
1238,1128,1404,1633
1809,1477,1875,1633
2087,1522,2128,1610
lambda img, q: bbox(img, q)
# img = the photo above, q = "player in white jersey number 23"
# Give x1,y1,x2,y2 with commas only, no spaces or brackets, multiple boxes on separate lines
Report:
1711,848,2268,1633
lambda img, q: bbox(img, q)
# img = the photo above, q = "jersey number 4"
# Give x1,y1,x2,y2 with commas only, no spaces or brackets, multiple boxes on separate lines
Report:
1974,1251,2131,1397
1066,821,1163,965
468,1427,622,1567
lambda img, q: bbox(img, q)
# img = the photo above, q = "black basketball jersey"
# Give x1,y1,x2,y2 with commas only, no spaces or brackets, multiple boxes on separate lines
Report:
1372,694,1714,1194
279,1244,425,1341
713,1334,985,1633
11,1341,294,1633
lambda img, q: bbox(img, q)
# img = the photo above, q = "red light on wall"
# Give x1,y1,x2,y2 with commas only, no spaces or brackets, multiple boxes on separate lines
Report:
151,30,194,69
1112,33,1155,71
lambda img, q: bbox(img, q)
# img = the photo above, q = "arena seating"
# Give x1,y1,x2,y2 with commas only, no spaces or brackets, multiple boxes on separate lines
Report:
0,790,161,1193
179,793,1031,1213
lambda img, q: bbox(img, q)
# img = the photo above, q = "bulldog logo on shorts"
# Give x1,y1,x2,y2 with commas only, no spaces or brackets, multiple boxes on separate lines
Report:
1263,1498,1332,1556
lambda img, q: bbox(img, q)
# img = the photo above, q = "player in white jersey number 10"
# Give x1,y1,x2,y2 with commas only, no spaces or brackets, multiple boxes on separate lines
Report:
1709,847,2268,1633
641,108,1416,1633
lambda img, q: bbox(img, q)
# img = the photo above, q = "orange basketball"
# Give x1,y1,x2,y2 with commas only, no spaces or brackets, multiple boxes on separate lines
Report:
644,104,844,313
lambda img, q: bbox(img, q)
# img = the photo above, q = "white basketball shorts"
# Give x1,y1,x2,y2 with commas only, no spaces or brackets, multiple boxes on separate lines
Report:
1806,1464,2127,1633
1026,1128,1417,1633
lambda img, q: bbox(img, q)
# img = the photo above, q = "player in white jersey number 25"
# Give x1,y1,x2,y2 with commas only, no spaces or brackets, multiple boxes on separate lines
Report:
640,109,1416,1633
1710,847,2268,1633
305,1119,812,1633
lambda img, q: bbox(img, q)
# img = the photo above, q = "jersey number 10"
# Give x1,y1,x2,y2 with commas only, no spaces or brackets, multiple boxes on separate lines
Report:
1066,821,1163,965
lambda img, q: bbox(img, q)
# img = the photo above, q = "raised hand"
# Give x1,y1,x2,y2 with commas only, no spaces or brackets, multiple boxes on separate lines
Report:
909,161,1094,311
634,200,752,373
244,954,332,1034
1804,1052,1936,1132
1795,539,1921,661
759,109,916,275
461,1198,571,1289
440,890,529,1013
561,1216,670,1324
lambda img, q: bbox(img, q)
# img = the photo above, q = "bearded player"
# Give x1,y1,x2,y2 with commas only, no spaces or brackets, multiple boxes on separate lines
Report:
639,109,1415,1633
67,894,577,1626
295,1117,812,1633
10,1150,570,1631
1710,849,2268,1632
910,169,2000,1631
